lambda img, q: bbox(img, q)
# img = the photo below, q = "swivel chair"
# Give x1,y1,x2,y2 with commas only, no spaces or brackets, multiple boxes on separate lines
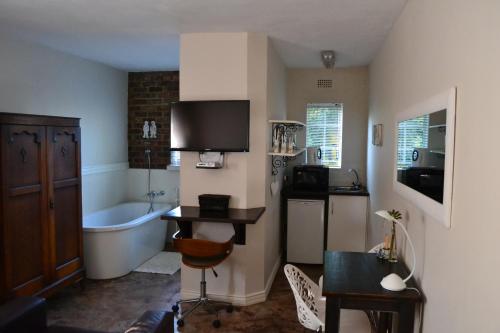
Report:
171,231,234,328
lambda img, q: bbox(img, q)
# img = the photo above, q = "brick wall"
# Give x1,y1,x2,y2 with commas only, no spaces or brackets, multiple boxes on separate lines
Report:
128,71,179,169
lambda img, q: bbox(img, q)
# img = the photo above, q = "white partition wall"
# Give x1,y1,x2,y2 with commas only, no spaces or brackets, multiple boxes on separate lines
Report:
178,33,286,305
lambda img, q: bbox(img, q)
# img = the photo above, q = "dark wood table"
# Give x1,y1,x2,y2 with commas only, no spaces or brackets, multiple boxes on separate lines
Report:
161,206,265,245
322,251,423,333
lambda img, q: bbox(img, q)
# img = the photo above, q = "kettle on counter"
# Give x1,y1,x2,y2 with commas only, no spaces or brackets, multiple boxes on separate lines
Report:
306,147,322,165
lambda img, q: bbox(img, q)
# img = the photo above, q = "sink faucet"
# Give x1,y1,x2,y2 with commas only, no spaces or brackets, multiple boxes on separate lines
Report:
348,169,361,189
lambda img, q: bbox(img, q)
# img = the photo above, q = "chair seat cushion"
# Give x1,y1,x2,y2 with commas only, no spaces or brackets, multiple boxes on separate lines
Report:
182,253,228,268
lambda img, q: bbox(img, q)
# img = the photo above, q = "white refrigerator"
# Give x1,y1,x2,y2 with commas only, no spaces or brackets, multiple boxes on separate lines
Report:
286,199,325,264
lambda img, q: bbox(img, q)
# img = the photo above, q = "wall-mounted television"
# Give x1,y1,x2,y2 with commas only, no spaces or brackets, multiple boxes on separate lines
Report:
170,100,250,152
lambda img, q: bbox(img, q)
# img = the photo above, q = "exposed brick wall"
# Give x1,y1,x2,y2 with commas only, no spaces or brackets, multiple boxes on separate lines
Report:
128,71,179,169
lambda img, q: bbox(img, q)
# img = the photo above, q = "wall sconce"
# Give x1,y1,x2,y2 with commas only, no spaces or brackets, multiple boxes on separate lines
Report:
143,120,158,139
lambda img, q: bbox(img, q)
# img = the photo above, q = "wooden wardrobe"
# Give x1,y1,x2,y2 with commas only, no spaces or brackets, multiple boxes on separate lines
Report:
0,113,84,302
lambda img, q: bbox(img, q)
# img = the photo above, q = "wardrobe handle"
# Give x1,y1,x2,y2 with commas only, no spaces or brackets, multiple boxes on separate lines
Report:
49,199,54,209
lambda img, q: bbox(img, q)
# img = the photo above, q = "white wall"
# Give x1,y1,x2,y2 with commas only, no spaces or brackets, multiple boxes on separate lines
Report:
264,42,287,282
178,32,284,305
367,1,500,332
0,35,129,214
287,67,369,185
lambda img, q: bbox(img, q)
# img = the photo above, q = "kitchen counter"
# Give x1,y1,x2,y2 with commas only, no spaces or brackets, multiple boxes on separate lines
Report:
281,184,369,197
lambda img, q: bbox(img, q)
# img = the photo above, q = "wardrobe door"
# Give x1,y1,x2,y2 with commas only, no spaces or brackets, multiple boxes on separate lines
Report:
47,127,83,281
0,125,50,299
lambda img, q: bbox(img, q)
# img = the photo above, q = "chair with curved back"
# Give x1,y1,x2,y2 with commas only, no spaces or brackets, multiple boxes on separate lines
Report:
284,264,372,332
369,242,385,254
368,242,390,333
171,231,235,329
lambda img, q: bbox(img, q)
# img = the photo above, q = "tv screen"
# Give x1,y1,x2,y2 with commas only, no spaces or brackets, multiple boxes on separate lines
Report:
170,100,250,152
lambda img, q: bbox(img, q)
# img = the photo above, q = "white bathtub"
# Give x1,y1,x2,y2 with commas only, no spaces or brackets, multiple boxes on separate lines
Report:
83,202,172,279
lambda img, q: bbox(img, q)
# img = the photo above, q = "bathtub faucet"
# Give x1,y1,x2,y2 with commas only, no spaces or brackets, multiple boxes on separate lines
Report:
146,190,165,199
146,190,165,213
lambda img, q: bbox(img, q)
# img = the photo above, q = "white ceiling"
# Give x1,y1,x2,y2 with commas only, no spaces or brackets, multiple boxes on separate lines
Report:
0,0,407,71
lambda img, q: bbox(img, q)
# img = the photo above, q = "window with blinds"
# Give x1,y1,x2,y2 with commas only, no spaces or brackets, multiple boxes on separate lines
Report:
170,150,180,167
306,103,343,168
397,115,430,169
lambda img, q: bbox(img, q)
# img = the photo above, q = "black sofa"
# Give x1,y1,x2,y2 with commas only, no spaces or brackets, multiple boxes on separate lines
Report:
0,297,173,333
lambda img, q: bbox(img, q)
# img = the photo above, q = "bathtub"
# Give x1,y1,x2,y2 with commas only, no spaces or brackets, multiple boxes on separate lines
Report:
83,202,172,279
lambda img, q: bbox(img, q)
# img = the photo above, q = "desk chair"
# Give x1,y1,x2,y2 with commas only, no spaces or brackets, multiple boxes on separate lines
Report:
368,242,391,333
171,231,234,328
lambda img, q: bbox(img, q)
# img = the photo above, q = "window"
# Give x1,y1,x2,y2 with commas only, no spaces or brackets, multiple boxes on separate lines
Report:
170,150,180,167
306,103,343,168
397,115,429,169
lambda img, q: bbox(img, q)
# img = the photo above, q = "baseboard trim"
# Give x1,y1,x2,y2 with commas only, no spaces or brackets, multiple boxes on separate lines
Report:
180,254,282,306
82,162,129,176
265,253,282,297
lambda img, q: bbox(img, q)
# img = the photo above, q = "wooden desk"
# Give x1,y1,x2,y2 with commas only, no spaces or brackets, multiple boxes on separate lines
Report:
161,206,265,245
322,251,422,333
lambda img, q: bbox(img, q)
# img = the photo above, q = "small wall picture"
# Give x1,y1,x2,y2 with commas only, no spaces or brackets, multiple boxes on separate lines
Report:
372,124,383,146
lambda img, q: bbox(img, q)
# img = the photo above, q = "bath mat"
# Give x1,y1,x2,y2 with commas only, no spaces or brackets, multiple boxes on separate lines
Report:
134,252,181,275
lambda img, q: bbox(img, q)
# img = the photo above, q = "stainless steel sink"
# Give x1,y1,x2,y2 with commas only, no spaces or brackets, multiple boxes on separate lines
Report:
333,185,363,192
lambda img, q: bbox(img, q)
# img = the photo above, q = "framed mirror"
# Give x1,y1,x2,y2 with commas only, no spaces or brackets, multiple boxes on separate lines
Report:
393,88,456,228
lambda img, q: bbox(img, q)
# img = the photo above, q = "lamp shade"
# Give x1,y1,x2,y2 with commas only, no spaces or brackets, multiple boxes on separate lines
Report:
374,210,416,291
375,210,396,222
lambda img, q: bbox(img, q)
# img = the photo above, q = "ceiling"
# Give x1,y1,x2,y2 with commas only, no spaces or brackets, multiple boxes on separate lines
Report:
0,0,407,71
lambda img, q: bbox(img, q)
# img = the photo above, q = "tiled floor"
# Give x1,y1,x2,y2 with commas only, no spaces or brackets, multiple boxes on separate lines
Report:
47,264,369,332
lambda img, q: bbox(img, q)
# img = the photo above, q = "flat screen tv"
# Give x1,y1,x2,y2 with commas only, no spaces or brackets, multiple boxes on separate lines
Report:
170,100,250,152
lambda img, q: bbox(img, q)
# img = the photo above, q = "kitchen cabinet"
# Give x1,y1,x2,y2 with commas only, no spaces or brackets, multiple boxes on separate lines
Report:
327,195,367,252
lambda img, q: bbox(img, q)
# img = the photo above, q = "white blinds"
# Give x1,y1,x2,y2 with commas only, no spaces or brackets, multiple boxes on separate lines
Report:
397,115,429,169
306,103,343,168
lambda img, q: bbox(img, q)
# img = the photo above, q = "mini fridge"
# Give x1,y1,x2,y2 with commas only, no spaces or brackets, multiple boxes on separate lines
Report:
287,199,325,264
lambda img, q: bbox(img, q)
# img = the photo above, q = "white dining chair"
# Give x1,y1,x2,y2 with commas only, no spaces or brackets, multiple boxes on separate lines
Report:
369,242,385,253
284,264,371,332
367,242,386,332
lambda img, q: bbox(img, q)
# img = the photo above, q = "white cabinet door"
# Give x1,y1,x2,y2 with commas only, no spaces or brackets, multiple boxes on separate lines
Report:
287,199,325,264
327,195,367,252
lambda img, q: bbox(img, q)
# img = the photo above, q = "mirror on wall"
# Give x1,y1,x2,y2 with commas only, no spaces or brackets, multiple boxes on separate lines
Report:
393,88,456,228
397,109,446,203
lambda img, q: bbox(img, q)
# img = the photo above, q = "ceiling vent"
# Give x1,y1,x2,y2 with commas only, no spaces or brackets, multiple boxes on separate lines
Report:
317,79,333,88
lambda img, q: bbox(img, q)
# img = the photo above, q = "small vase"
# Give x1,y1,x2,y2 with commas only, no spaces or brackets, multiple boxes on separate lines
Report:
388,222,398,263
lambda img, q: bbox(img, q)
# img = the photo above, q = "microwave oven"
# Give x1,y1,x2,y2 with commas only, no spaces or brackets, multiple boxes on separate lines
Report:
293,165,329,191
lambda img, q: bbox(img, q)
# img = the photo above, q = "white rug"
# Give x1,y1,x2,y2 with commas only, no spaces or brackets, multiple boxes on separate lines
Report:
134,251,181,275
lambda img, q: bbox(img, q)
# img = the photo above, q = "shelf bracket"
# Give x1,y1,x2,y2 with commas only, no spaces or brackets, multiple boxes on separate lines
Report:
272,155,297,176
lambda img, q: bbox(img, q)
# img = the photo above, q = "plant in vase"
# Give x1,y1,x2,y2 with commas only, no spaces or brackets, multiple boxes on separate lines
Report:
387,209,402,262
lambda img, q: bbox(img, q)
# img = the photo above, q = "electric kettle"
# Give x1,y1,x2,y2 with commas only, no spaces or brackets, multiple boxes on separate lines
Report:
306,147,322,165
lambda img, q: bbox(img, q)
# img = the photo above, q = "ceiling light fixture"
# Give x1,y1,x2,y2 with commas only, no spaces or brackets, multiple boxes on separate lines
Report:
320,50,336,69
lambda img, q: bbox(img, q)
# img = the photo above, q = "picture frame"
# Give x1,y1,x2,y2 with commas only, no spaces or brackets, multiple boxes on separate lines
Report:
372,124,383,146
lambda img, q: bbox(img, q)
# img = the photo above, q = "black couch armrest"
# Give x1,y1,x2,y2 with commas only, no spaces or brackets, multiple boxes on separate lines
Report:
0,297,47,333
124,311,174,333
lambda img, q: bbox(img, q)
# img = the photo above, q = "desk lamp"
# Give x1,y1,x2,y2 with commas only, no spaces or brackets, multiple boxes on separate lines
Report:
375,210,416,291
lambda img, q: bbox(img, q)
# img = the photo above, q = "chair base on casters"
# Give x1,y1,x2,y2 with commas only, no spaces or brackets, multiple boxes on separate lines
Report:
172,268,234,328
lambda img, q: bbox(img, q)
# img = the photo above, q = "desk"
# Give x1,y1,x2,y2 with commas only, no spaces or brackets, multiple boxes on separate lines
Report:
322,251,422,333
161,206,265,245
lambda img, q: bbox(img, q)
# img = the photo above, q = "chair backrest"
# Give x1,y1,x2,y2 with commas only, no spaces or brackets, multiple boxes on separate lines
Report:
283,264,324,331
368,242,385,253
173,231,234,268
